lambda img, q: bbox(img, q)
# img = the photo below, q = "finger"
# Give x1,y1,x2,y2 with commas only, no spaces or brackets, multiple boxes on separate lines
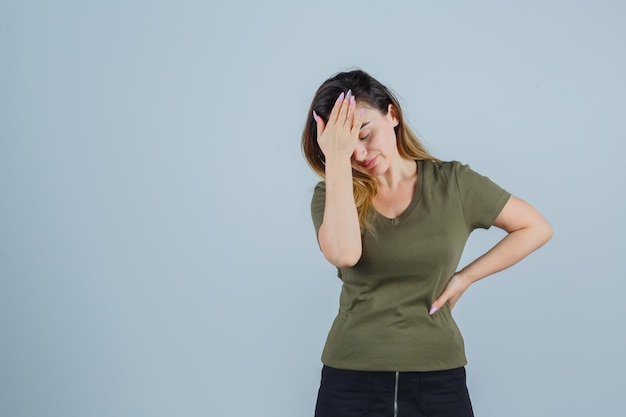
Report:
327,91,345,125
313,110,326,140
429,294,449,315
344,94,356,129
429,303,440,315
351,106,365,135
336,89,352,126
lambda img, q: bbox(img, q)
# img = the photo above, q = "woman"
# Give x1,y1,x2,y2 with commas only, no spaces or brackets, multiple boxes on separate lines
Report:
301,70,553,417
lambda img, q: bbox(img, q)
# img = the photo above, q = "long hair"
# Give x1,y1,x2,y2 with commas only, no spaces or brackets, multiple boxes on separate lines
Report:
302,69,438,232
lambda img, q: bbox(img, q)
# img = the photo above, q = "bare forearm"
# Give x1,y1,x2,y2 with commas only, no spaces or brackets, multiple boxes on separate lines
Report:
458,222,552,284
318,158,362,267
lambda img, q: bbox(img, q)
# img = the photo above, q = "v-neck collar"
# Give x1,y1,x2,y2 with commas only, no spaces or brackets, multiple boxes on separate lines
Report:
374,160,423,226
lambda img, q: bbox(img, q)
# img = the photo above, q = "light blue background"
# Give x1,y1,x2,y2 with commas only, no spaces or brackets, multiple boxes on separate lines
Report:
1,1,624,416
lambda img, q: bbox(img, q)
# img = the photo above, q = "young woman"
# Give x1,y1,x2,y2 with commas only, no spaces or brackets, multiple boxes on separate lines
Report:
302,70,553,417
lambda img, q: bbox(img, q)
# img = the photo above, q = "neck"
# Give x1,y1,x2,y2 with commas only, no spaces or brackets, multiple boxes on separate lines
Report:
375,156,417,189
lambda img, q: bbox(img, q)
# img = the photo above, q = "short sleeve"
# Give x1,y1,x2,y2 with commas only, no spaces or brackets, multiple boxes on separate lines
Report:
453,162,511,230
310,181,326,235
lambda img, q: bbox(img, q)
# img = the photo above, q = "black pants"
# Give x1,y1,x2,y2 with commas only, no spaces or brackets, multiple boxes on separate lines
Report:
315,365,474,417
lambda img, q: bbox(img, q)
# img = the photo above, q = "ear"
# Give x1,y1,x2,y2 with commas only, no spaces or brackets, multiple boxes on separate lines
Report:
388,104,400,127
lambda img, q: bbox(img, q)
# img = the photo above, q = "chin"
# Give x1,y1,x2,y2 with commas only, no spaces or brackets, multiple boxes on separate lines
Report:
368,163,388,177
352,162,386,177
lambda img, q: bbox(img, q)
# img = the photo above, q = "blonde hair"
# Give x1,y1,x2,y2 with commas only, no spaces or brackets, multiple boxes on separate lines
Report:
302,70,438,233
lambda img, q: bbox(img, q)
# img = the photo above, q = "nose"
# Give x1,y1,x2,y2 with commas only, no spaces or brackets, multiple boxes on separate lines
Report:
353,143,367,162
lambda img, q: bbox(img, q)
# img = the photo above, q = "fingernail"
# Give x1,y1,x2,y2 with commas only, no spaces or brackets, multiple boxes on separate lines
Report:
312,110,319,122
346,89,352,100
429,305,439,315
337,92,345,102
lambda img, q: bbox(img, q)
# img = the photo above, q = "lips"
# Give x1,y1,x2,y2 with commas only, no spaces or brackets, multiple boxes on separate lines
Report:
360,155,377,169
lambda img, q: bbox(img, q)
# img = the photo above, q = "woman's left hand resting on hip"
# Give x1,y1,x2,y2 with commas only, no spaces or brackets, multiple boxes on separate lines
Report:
429,195,553,315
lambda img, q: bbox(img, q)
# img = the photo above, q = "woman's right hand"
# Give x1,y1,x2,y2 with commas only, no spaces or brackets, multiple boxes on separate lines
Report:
313,90,365,267
314,90,364,163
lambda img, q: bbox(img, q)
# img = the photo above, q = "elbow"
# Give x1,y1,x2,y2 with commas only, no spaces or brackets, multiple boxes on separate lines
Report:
320,246,362,268
330,254,362,268
318,225,362,267
541,221,554,244
534,218,554,247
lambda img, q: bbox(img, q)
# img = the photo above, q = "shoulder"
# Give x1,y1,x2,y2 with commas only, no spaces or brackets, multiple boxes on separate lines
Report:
312,181,326,198
424,159,487,179
310,181,327,228
420,159,468,181
311,181,326,210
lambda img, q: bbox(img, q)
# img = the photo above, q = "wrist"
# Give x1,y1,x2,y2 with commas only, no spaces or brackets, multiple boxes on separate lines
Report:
324,158,354,177
455,269,475,287
324,155,353,167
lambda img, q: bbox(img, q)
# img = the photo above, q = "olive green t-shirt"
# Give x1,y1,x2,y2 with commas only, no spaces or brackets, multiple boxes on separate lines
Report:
310,160,511,372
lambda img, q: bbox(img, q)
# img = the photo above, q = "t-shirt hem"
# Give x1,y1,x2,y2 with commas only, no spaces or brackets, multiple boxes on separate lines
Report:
320,357,469,373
